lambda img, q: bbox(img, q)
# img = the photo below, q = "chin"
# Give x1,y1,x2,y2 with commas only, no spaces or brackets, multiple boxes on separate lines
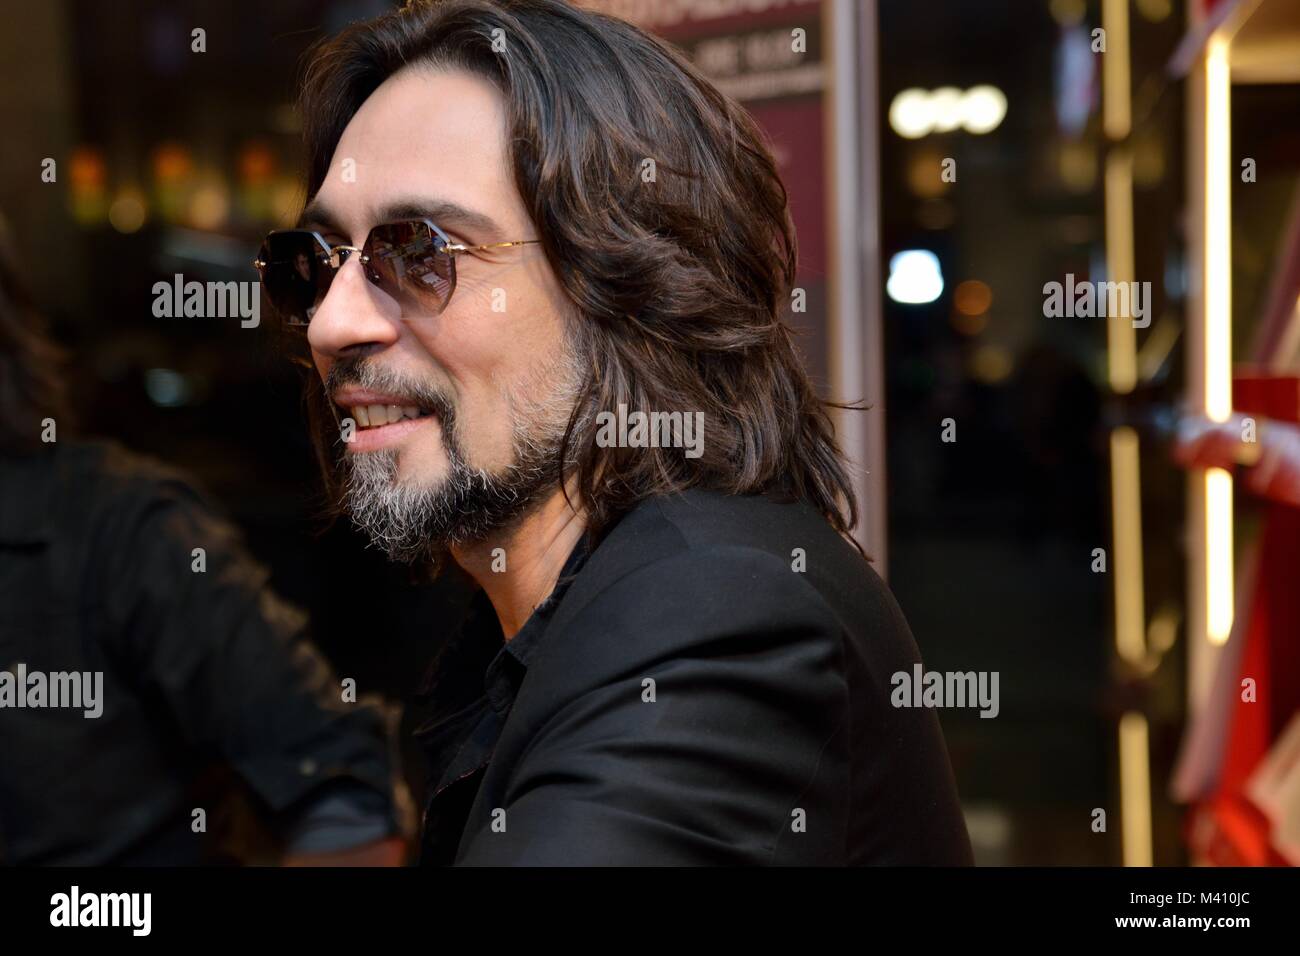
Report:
397,449,450,486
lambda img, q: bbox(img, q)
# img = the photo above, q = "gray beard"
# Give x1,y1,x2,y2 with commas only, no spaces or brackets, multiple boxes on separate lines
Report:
341,419,560,561
331,357,580,563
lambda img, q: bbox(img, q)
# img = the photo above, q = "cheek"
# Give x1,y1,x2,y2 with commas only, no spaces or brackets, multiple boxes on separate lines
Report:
312,352,332,385
407,274,571,467
406,318,518,468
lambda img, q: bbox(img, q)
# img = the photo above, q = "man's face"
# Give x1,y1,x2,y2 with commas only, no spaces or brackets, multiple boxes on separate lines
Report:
304,66,581,558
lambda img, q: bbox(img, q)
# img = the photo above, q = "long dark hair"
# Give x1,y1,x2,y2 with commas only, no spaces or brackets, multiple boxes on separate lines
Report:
296,0,859,540
0,215,68,453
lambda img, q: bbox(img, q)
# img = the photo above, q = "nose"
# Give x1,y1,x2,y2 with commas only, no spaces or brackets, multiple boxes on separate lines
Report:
306,256,400,360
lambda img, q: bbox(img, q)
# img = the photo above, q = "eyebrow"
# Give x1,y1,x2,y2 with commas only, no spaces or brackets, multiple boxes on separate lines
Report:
296,199,342,233
297,196,502,239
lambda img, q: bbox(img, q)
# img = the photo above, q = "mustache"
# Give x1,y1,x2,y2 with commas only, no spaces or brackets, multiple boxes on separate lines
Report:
324,356,456,423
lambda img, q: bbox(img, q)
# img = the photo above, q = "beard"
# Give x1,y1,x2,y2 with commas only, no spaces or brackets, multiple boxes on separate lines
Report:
327,353,582,564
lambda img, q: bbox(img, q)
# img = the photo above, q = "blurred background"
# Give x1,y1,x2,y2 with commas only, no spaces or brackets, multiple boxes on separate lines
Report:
1,0,1298,865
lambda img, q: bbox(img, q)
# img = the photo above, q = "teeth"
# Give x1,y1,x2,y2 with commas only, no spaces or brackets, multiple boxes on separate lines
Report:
348,404,430,428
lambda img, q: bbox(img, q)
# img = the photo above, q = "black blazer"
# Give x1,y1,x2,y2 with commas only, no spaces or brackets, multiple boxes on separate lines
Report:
419,488,973,865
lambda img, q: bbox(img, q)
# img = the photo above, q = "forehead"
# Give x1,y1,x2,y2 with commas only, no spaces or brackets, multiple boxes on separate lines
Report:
306,65,519,238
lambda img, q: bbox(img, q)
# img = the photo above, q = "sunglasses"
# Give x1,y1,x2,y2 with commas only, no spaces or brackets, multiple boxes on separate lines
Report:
253,218,539,326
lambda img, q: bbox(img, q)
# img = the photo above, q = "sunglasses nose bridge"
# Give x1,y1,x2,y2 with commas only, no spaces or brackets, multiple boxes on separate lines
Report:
326,244,367,270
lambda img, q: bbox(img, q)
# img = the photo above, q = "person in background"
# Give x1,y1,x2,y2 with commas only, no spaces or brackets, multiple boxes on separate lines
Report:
0,214,407,865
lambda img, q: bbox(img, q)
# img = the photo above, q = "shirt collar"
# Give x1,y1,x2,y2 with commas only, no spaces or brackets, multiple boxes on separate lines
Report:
501,533,589,667
414,532,591,732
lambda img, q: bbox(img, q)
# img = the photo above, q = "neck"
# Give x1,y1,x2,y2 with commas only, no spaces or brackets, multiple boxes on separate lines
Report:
451,487,586,640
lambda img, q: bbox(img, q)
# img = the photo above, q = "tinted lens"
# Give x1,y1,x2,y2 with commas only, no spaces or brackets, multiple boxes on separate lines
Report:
259,231,332,326
366,220,455,314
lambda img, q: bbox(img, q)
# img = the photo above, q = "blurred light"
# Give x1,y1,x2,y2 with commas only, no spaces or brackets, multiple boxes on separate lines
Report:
1147,604,1180,659
888,88,932,139
152,143,193,182
960,85,1008,135
1102,0,1131,140
152,144,197,224
886,250,943,304
1119,711,1153,867
1050,0,1086,27
1110,426,1146,664
108,190,147,234
962,804,1012,854
1055,25,1097,137
69,146,107,190
1058,141,1097,191
144,368,192,407
70,195,108,227
1101,0,1137,394
905,149,950,199
1205,33,1232,424
1200,33,1234,661
189,182,230,230
968,344,1013,383
929,86,963,133
162,227,260,271
69,146,109,226
1135,0,1172,22
888,86,1008,139
238,143,276,184
953,279,993,316
1206,468,1234,645
1105,152,1137,392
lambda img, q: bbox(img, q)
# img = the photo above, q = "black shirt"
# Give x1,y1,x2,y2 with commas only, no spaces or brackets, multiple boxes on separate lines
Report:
414,536,588,865
0,442,399,864
411,489,972,866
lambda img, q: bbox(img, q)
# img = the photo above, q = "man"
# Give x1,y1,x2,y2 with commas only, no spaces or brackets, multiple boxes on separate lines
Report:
264,0,972,865
0,215,406,865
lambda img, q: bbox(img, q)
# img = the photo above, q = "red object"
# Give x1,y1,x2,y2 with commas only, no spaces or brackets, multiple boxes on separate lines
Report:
1187,796,1284,866
1234,371,1300,424
1193,503,1300,864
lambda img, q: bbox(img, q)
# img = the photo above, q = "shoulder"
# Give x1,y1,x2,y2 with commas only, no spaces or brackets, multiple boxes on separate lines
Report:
11,439,210,521
1,440,208,545
534,487,924,701
33,440,258,593
540,489,868,680
67,439,207,509
64,441,240,561
562,487,891,626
